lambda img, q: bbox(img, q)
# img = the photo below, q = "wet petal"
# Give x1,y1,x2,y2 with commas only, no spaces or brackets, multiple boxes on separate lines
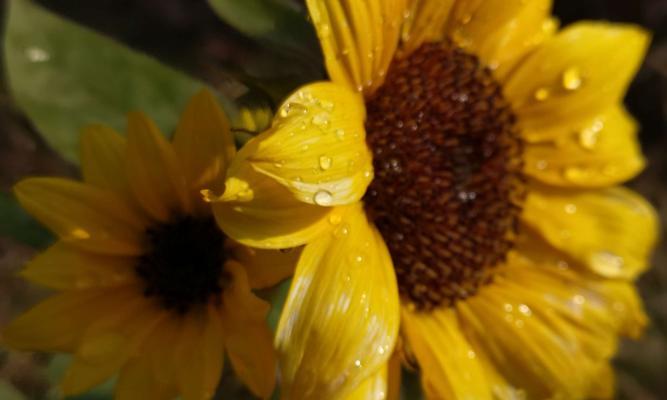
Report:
306,0,407,94
524,106,644,187
224,82,372,207
14,178,146,255
212,168,339,249
401,0,455,54
505,22,650,132
21,242,137,290
275,203,400,399
173,89,235,201
402,307,492,400
222,262,276,398
346,363,388,400
126,112,191,221
522,186,658,280
229,242,299,289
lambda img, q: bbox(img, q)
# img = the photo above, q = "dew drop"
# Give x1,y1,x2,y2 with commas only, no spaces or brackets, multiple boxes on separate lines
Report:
564,203,577,214
590,251,625,276
319,155,333,170
562,67,583,91
70,228,91,240
578,119,603,150
354,359,362,367
335,129,345,140
25,46,50,62
534,87,550,101
313,190,333,206
312,113,330,127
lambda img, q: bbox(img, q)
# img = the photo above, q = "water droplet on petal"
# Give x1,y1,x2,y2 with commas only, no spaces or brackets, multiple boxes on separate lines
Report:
70,228,90,240
590,251,625,276
25,46,50,62
312,113,330,127
578,119,604,150
534,87,550,101
319,155,332,170
562,67,583,91
313,190,333,206
564,203,577,214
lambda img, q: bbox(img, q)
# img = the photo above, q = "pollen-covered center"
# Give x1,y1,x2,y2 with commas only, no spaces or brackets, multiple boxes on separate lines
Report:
136,216,229,314
363,42,525,310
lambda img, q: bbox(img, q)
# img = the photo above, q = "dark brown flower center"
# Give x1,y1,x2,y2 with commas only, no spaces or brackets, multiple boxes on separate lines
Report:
136,215,229,314
363,42,525,311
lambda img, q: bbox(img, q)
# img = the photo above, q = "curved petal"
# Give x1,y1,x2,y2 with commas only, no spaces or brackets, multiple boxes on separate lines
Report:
224,82,372,207
346,363,388,400
523,106,645,187
459,258,646,399
126,112,191,221
401,0,455,54
173,90,235,201
401,307,492,400
522,186,658,280
211,168,340,249
222,262,276,399
505,22,650,132
14,178,147,255
306,0,407,94
61,293,165,396
229,242,299,289
21,242,137,290
275,203,400,399
2,286,139,352
588,363,616,400
80,124,131,196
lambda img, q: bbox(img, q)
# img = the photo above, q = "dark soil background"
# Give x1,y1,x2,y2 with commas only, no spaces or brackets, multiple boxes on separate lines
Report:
0,0,665,399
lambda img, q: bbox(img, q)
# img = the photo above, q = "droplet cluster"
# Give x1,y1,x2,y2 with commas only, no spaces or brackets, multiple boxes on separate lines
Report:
363,42,525,310
136,216,228,313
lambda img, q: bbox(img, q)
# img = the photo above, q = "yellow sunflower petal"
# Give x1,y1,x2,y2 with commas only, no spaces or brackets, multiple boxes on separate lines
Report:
275,203,399,399
212,168,339,249
14,178,146,255
306,0,407,94
115,355,177,400
588,363,616,400
224,82,372,207
61,293,165,396
524,106,645,187
401,307,492,400
173,89,235,199
176,305,225,400
21,242,137,290
222,262,276,398
522,186,658,280
505,22,650,128
2,287,137,352
229,243,299,289
80,124,130,196
126,112,191,221
401,0,455,54
346,363,388,400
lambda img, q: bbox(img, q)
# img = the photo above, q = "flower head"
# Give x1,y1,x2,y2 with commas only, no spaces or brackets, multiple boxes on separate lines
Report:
2,90,290,399
209,1,658,399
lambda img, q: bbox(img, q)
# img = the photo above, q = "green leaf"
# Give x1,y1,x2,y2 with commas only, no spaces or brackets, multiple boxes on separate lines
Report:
207,0,319,59
0,191,52,248
0,382,26,400
4,0,237,164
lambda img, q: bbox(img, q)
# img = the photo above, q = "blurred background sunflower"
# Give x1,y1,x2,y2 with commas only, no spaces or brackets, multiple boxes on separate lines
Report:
0,0,665,399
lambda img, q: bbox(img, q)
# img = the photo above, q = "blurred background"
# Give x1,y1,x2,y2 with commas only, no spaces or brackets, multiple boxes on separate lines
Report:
0,0,665,398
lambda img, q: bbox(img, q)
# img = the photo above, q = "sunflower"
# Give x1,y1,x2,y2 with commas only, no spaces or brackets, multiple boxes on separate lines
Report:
1,91,291,400
209,1,658,399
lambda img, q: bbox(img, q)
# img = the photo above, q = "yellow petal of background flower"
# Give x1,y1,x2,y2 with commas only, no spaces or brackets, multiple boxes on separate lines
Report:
212,168,338,249
588,363,616,400
175,306,225,400
173,89,235,199
522,186,658,280
402,307,493,400
80,124,131,197
229,243,299,289
225,82,372,207
14,178,146,255
505,22,650,128
275,204,399,399
2,287,137,352
115,355,177,400
61,292,165,396
401,0,455,54
306,0,407,94
126,112,191,221
21,242,136,290
524,106,645,187
222,262,276,399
